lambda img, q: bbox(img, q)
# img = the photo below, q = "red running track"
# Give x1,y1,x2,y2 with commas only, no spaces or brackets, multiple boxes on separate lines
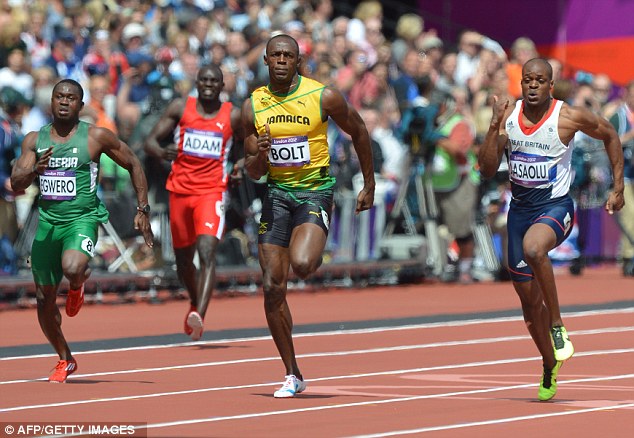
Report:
0,265,633,437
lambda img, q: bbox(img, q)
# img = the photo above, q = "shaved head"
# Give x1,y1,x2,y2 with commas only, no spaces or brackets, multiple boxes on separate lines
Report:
523,58,553,81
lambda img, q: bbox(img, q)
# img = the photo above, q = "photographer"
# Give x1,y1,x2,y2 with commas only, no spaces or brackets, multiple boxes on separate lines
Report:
429,88,480,283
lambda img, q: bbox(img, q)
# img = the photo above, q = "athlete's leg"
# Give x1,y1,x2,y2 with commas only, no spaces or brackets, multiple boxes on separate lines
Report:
170,192,199,308
31,222,74,360
289,223,327,279
191,192,224,318
36,283,74,360
174,244,197,307
260,243,300,378
523,222,562,326
195,235,219,318
512,279,557,369
61,249,91,290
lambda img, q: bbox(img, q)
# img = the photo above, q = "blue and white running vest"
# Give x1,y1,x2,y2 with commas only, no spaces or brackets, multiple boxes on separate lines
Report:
505,99,574,204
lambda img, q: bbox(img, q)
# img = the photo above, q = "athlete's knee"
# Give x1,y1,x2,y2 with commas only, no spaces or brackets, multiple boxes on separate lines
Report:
36,288,57,308
61,259,88,282
196,238,217,267
523,242,549,264
197,249,215,268
290,256,320,279
263,286,286,313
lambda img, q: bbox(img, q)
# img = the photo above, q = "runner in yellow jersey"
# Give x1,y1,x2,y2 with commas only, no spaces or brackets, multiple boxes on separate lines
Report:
242,34,375,398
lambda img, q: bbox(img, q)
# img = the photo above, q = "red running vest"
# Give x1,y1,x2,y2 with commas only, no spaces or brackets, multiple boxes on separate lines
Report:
166,97,234,194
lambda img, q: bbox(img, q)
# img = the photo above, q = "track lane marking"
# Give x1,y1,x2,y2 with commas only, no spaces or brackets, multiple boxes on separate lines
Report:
1,348,633,413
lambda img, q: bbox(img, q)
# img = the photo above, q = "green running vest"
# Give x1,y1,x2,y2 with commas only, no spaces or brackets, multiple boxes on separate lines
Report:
35,121,109,224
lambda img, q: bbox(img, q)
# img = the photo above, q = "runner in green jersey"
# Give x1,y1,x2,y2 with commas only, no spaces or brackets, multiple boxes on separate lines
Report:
11,79,154,383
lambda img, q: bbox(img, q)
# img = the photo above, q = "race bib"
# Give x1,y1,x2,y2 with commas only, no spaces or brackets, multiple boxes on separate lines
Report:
269,136,310,167
509,153,551,187
183,129,223,159
40,170,76,200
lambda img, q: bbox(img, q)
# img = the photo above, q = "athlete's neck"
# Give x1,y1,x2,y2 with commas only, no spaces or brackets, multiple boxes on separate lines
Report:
523,96,553,123
197,98,221,117
52,120,79,139
269,75,299,95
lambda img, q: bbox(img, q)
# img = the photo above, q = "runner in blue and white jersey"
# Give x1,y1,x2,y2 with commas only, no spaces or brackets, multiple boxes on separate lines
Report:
478,58,624,401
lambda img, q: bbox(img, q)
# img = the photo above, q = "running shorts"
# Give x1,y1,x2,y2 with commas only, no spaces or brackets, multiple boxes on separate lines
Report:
31,218,100,286
507,195,575,282
169,191,226,249
258,186,334,247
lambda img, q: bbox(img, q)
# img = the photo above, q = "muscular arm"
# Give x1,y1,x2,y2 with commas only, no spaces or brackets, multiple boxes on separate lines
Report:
562,105,624,192
562,105,625,213
10,132,52,192
143,98,185,161
478,96,510,179
95,127,154,246
242,97,269,180
322,87,375,212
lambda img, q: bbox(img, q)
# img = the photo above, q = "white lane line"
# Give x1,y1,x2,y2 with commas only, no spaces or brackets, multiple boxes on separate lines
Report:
349,402,634,437
1,326,633,385
42,373,634,437
2,307,633,361
1,348,633,413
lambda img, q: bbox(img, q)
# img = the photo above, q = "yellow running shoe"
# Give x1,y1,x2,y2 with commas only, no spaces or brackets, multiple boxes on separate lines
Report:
551,326,574,361
538,361,563,401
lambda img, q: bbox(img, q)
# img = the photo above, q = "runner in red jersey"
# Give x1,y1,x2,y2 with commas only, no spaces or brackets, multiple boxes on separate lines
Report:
144,64,243,341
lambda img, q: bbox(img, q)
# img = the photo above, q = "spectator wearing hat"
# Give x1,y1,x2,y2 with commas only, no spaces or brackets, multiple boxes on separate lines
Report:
419,36,444,65
122,22,147,50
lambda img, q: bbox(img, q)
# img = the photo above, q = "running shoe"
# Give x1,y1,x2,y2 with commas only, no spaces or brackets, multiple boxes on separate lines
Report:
186,310,204,341
65,284,84,317
538,361,562,401
551,326,574,361
184,305,196,335
49,359,78,383
273,374,307,398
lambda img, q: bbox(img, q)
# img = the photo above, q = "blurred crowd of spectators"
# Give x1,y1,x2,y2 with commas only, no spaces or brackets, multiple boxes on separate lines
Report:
0,0,632,278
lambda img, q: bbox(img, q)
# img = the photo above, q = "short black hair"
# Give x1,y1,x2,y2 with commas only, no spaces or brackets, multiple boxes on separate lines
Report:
198,63,223,81
53,79,84,101
266,34,300,56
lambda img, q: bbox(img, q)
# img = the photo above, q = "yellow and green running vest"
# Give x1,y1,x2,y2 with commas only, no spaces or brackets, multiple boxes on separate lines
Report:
35,121,109,224
250,75,336,191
